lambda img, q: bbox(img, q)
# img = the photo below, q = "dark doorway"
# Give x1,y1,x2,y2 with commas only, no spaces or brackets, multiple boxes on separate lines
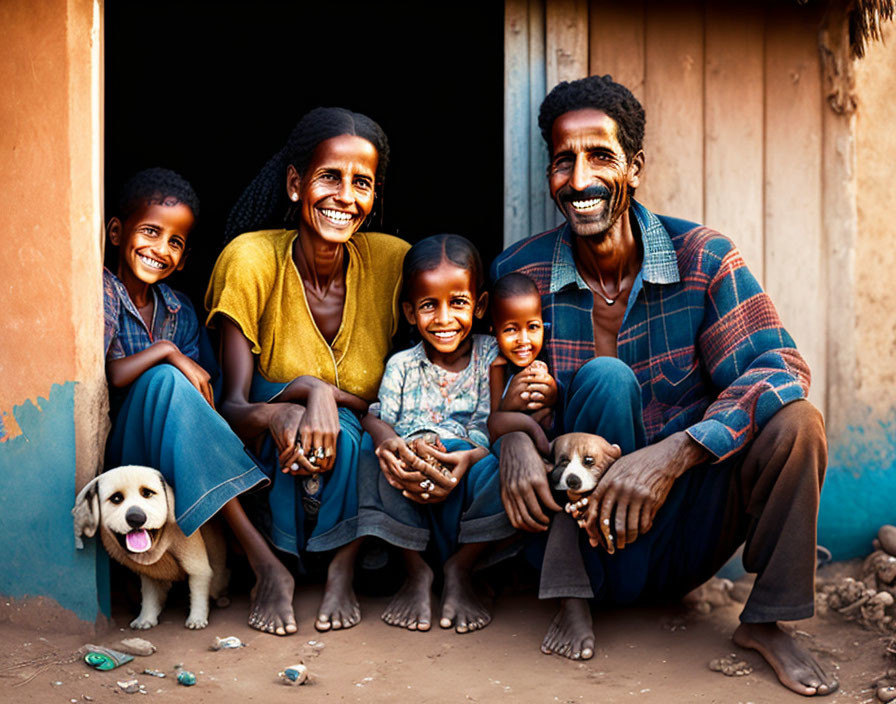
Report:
105,1,505,306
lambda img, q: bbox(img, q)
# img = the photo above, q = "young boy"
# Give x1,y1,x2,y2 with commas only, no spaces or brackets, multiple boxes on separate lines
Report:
104,167,212,405
487,272,557,454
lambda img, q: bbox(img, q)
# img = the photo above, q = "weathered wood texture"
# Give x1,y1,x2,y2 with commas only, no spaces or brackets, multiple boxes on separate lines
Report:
505,0,836,416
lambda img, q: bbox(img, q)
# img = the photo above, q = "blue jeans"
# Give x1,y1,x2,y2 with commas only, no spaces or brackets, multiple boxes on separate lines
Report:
357,437,515,564
106,364,267,537
536,357,824,624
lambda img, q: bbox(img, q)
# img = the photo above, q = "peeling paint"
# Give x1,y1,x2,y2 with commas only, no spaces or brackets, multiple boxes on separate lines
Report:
0,381,104,622
819,408,896,559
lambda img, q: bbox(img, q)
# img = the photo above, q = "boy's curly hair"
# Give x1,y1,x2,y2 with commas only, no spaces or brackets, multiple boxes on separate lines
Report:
118,167,200,221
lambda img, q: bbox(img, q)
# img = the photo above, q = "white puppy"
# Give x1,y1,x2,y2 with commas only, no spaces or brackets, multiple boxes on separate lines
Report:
548,432,621,497
73,465,228,630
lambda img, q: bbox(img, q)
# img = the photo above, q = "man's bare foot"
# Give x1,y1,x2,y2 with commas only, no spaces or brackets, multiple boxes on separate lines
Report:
541,597,594,660
382,550,433,631
439,549,492,633
316,540,362,632
733,622,838,696
248,560,297,636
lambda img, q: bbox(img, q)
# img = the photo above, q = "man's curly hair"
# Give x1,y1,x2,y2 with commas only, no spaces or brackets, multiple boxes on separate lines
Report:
118,167,200,221
538,75,645,161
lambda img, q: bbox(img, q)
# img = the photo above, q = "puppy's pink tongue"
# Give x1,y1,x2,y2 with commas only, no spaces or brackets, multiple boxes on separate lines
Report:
125,529,151,553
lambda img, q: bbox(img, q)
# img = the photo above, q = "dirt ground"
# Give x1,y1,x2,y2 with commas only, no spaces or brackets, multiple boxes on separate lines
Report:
1,560,894,704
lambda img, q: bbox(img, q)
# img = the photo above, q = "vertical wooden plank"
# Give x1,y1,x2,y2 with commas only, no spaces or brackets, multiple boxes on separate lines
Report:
528,0,555,235
588,0,646,104
704,4,765,282
504,0,532,246
640,0,704,222
546,0,589,88
764,3,826,411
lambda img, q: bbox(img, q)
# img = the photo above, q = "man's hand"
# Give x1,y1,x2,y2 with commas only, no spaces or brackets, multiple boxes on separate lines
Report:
577,432,708,552
499,431,562,531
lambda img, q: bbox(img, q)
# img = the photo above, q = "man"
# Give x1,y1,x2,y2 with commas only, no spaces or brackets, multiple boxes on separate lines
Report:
492,75,837,697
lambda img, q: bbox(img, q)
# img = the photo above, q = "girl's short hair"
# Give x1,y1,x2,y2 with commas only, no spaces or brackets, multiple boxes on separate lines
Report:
402,234,484,300
225,107,389,241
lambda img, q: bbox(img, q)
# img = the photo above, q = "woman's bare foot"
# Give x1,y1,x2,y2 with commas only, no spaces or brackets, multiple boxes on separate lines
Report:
315,540,362,631
382,550,433,631
248,559,297,636
733,622,838,696
541,597,594,660
439,545,492,633
221,498,297,636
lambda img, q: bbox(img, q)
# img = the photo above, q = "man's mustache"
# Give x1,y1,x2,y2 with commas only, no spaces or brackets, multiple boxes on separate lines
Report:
559,184,611,203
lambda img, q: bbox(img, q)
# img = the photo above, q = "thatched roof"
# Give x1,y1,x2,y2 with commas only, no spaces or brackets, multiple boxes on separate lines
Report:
846,0,894,57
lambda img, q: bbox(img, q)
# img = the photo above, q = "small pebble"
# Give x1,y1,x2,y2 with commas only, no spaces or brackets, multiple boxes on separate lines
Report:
210,636,244,650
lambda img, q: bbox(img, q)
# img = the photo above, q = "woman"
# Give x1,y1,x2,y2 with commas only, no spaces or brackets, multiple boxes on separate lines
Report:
206,107,410,635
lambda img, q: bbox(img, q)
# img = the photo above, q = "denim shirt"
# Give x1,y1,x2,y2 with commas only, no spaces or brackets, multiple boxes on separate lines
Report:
103,268,200,362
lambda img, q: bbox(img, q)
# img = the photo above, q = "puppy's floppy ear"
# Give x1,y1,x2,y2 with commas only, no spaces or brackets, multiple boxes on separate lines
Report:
156,470,176,524
72,476,103,548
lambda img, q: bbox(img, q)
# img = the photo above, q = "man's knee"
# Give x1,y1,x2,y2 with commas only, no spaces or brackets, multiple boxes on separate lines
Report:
568,357,639,401
755,400,827,483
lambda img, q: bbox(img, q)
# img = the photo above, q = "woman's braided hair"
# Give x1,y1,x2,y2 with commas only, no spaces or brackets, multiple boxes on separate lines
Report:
224,107,389,242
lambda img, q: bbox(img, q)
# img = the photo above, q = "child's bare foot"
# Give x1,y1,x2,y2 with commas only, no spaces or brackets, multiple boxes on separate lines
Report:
733,622,838,696
316,541,361,631
382,550,433,630
248,559,297,636
541,597,594,660
439,549,492,633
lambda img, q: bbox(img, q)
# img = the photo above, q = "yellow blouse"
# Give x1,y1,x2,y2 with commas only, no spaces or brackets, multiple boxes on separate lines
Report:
205,229,409,401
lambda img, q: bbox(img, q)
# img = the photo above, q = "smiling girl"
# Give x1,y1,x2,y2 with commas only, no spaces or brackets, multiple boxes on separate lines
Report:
360,234,515,635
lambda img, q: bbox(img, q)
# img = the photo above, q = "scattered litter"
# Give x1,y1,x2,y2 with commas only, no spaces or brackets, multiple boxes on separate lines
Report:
174,665,196,686
142,668,166,678
117,679,142,694
81,644,134,671
210,635,244,650
279,663,309,685
117,638,156,656
709,653,753,677
684,577,736,614
83,697,94,702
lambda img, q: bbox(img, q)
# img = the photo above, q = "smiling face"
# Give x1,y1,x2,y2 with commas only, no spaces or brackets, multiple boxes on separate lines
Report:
402,260,488,366
492,292,544,368
548,108,643,240
109,199,194,286
287,134,379,245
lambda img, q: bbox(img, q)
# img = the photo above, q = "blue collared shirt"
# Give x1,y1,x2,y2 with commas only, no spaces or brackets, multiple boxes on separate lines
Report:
103,268,200,362
491,200,810,462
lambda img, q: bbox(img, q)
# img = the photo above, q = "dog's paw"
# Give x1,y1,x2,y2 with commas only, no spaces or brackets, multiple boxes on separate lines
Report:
130,616,158,629
185,614,209,629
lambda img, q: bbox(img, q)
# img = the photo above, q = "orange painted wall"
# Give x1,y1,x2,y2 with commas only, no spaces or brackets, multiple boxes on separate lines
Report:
0,0,79,430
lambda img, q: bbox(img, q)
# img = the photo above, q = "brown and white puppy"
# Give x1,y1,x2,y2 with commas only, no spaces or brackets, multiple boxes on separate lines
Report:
72,465,228,630
548,432,620,499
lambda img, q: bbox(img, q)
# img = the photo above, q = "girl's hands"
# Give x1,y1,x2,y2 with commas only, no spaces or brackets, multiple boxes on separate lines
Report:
375,437,458,503
402,444,484,504
499,361,557,412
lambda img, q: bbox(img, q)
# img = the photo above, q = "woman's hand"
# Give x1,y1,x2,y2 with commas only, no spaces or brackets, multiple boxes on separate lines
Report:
375,436,457,503
269,404,314,475
296,384,341,473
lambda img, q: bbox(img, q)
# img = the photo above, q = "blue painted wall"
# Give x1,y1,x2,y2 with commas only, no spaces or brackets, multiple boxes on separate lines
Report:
818,411,896,560
0,382,107,621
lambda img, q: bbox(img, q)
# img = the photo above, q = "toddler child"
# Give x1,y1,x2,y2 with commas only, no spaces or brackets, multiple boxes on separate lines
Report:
103,168,266,580
360,234,515,635
487,272,557,454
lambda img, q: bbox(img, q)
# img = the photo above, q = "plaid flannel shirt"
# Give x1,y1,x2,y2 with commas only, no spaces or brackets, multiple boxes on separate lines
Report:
491,200,810,462
103,268,200,362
